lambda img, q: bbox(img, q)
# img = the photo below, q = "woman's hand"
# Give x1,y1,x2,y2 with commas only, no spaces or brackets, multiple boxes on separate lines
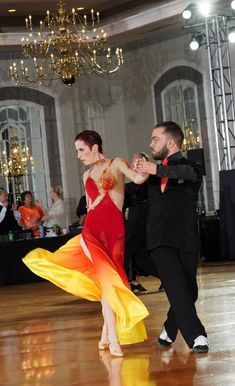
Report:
135,158,157,175
88,194,105,211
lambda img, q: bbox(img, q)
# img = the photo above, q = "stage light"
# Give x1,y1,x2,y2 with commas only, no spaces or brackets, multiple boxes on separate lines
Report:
198,2,211,17
231,0,235,10
182,4,195,20
189,33,204,50
228,27,235,43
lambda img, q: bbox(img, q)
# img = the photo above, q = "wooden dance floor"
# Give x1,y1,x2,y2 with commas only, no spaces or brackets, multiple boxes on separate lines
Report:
1,263,235,386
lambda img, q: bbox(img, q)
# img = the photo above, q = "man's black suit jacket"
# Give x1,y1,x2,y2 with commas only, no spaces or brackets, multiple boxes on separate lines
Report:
147,152,203,254
0,205,21,235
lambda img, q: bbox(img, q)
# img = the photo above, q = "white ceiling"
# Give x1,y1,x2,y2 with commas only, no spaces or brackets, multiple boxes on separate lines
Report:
0,0,230,50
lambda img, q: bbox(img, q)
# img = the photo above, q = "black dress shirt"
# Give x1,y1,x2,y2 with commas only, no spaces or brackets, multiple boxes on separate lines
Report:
0,204,21,235
146,152,203,253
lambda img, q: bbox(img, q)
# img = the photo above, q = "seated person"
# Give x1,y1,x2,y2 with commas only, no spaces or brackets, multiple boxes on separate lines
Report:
0,187,21,236
41,186,66,228
18,191,44,237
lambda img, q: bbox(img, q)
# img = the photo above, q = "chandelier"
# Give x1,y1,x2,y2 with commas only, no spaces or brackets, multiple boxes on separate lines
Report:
0,141,34,178
182,127,200,152
9,1,124,86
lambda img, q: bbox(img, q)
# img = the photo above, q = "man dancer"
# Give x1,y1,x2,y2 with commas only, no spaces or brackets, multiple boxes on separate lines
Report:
136,121,208,353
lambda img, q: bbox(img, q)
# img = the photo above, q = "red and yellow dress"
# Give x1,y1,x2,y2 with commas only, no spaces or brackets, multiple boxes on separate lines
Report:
23,163,149,345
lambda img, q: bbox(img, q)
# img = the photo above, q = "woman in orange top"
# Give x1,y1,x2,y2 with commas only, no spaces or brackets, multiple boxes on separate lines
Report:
18,191,44,237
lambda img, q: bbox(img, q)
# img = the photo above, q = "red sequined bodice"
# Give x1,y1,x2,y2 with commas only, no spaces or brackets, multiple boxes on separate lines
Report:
85,160,117,202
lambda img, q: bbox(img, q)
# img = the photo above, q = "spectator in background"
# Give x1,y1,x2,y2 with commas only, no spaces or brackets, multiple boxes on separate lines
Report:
0,187,21,236
18,191,44,237
76,195,87,226
124,153,149,294
124,153,164,294
41,186,66,228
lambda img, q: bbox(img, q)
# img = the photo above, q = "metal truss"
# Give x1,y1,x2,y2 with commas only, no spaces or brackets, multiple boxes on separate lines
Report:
205,15,235,170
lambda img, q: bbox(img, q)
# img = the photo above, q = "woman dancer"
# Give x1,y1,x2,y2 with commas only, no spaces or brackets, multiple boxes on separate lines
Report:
23,130,149,357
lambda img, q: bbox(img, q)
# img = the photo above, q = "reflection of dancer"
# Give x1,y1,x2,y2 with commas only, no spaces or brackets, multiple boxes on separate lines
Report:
23,130,149,357
100,352,155,386
100,351,123,386
150,349,196,385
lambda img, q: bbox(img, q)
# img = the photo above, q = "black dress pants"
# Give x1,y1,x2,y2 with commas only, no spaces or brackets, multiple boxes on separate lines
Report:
150,246,207,348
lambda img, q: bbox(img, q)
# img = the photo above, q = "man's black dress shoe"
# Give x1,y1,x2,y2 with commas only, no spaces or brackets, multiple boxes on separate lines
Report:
158,337,172,347
192,335,209,353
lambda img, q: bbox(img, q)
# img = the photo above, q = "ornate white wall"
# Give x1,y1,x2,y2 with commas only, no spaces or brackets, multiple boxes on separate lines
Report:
1,28,231,219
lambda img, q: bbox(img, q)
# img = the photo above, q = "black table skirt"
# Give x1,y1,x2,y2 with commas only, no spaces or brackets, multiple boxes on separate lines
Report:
0,234,75,286
199,216,221,261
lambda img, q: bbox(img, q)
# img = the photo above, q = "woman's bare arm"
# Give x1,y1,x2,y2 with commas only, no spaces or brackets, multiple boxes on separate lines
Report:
114,157,149,184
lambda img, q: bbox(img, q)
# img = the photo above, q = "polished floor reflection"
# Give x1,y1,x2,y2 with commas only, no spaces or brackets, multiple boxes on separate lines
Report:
1,263,235,385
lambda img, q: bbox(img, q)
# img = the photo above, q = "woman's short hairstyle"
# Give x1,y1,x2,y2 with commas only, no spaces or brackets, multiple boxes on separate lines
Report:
75,130,103,153
21,190,32,202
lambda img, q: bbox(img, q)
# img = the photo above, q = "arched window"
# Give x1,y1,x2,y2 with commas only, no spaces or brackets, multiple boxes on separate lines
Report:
161,80,201,151
153,65,214,210
86,102,106,147
0,102,50,206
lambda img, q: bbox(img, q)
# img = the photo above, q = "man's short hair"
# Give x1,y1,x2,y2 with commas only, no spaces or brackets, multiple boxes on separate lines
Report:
155,121,184,148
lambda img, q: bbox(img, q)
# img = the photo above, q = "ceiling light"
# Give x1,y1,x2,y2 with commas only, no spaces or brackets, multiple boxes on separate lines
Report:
189,33,204,50
77,7,84,11
231,0,235,10
198,2,211,17
182,4,195,20
228,27,235,43
8,9,16,13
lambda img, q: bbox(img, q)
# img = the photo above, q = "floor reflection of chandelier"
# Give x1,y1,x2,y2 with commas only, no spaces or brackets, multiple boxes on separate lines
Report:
9,1,124,86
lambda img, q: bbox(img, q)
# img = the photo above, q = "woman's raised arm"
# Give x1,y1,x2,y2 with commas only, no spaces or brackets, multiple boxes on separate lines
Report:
114,157,149,184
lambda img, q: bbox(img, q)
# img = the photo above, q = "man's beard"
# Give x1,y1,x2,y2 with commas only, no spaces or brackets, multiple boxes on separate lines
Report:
152,146,168,160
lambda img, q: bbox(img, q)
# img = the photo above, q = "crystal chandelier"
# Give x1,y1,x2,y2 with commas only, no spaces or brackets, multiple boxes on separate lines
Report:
182,127,200,152
0,141,34,178
9,1,124,86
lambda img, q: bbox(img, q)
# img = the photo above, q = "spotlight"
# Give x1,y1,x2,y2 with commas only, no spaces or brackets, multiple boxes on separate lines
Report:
231,0,235,10
198,2,211,17
182,4,196,20
189,33,204,51
228,27,235,43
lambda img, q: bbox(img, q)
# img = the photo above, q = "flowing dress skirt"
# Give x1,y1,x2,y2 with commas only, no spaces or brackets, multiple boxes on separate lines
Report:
23,196,149,344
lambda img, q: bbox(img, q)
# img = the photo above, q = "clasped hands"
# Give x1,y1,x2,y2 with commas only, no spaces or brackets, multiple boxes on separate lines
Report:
133,158,157,175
